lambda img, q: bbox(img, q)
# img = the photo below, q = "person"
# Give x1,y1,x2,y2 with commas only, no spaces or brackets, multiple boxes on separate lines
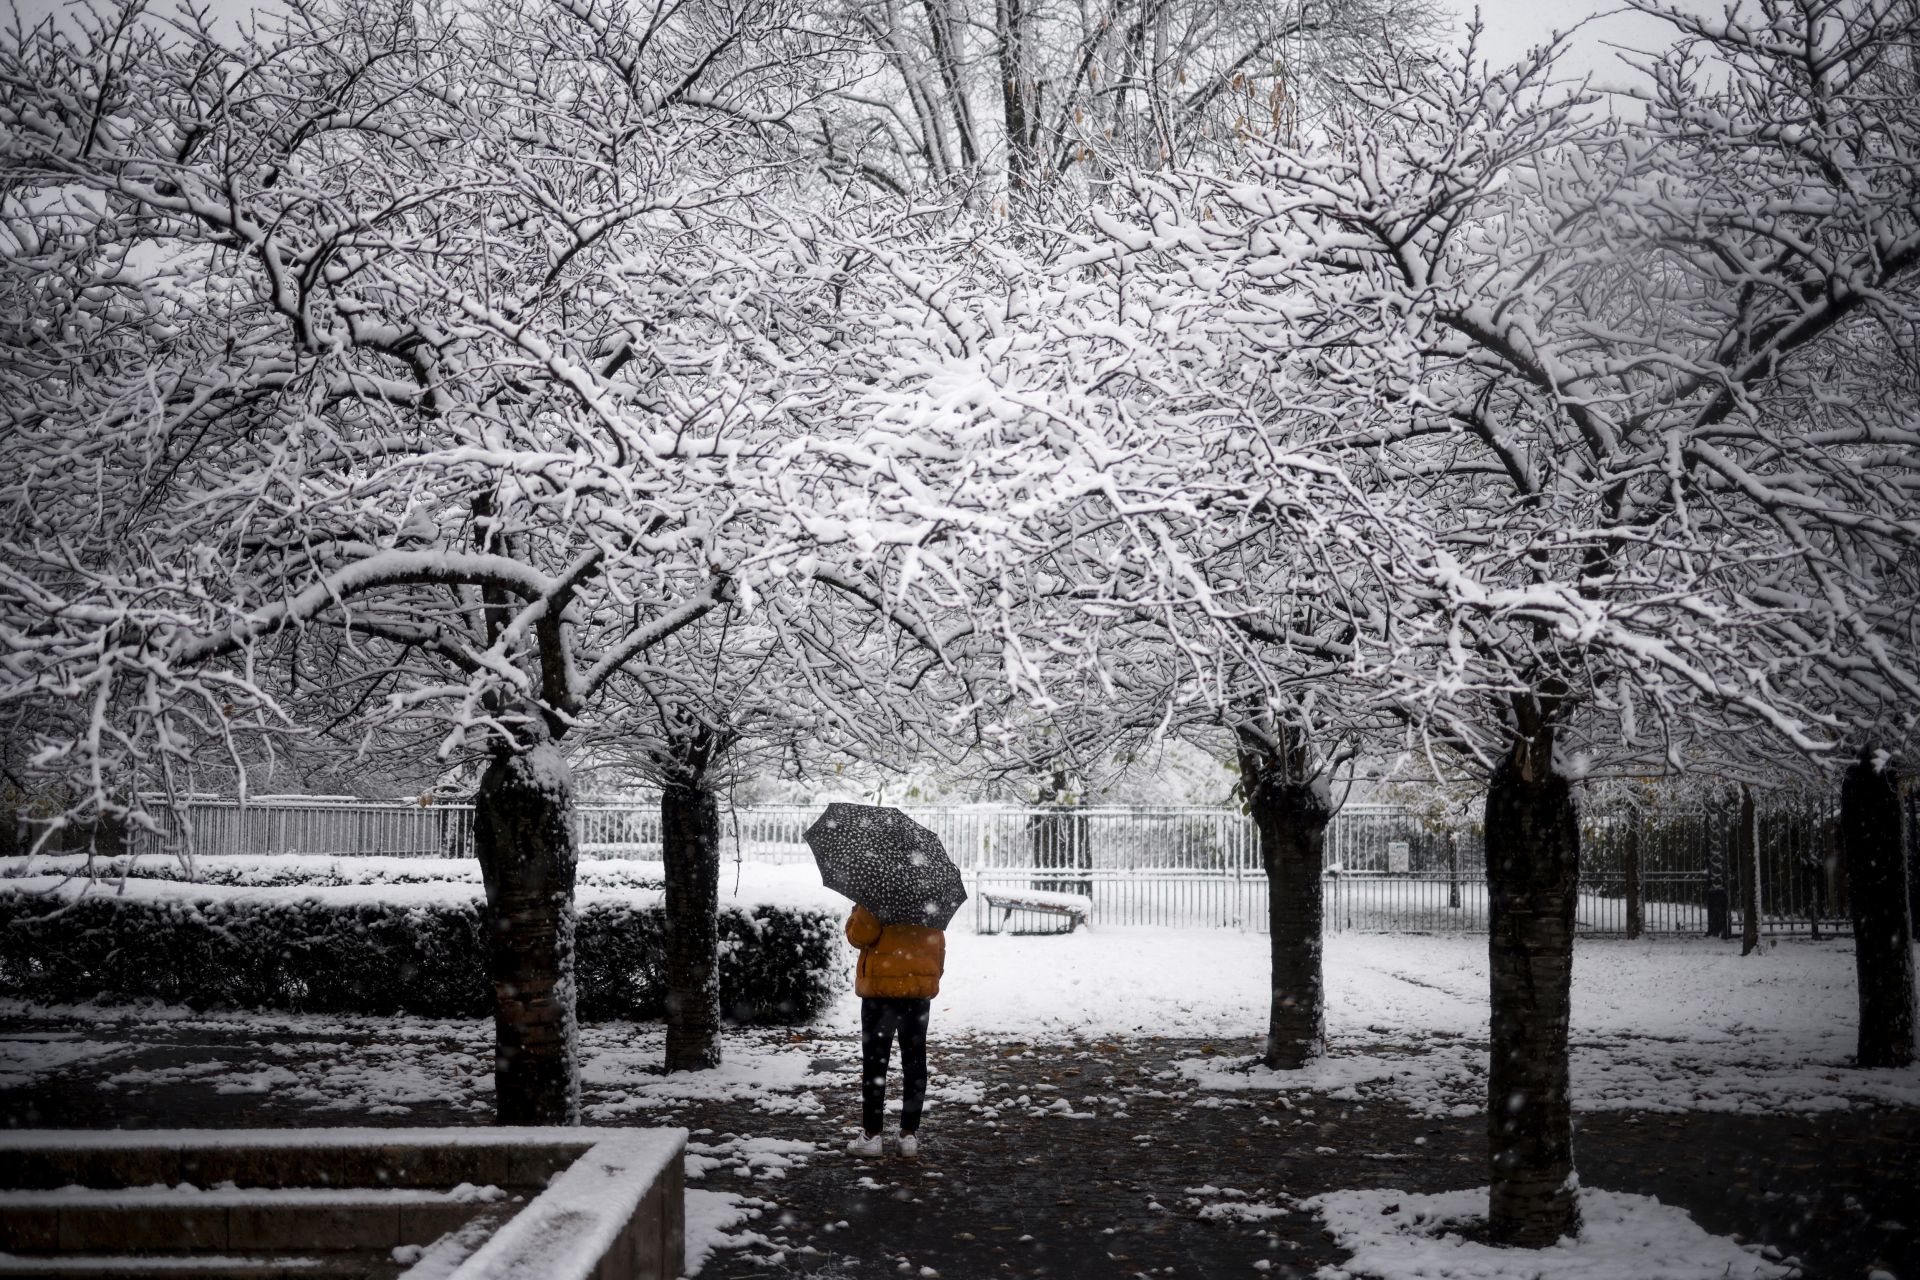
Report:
844,901,945,1158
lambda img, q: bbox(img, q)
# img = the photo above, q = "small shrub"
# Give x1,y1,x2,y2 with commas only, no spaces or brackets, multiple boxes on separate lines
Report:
0,891,841,1023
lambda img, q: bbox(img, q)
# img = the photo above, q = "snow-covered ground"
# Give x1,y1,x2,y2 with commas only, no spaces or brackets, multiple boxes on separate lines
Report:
843,928,1918,1117
1307,1184,1797,1280
3,929,1912,1278
4,931,1910,1117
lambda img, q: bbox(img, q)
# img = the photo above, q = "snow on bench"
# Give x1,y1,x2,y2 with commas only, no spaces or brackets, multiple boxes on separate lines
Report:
980,887,1092,933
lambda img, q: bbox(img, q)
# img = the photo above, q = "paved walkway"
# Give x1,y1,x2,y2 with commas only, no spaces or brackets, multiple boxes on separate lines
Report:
1,1014,1915,1279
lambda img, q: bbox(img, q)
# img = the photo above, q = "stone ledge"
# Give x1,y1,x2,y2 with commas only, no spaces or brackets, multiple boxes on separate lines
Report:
0,1128,685,1280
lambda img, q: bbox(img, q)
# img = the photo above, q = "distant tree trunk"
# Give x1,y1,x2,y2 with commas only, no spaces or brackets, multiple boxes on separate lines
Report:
1623,810,1643,940
1740,785,1762,956
474,740,580,1125
1447,831,1462,909
0,790,23,859
1827,817,1848,922
1840,756,1916,1069
922,0,979,173
1237,738,1330,1071
1908,790,1920,951
1031,768,1089,896
995,0,1033,188
1483,742,1580,1247
661,776,723,1071
1705,799,1732,939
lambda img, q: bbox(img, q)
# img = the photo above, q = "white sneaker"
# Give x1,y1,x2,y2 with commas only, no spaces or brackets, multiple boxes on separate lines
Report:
896,1133,919,1158
846,1132,883,1158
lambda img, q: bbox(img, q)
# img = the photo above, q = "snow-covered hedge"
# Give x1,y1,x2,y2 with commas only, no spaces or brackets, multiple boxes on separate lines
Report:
0,885,840,1024
0,854,665,890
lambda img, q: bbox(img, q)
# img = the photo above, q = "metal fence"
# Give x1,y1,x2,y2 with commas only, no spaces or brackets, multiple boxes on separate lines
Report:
108,794,1884,937
126,797,478,861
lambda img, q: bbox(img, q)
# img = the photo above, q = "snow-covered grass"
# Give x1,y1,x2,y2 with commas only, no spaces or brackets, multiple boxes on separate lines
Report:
1162,932,1920,1116
809,927,1917,1117
6,931,1911,1123
1305,1185,1796,1280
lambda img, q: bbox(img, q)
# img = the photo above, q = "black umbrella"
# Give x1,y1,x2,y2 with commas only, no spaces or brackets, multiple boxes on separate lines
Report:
804,802,969,929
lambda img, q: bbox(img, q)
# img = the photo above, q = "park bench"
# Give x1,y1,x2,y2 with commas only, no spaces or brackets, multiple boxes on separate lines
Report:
980,886,1093,934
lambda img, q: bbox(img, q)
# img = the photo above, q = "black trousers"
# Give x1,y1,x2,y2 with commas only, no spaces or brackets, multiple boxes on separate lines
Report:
860,996,930,1136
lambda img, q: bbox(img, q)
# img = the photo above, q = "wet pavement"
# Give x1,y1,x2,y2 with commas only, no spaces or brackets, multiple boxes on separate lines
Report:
2,1016,1915,1279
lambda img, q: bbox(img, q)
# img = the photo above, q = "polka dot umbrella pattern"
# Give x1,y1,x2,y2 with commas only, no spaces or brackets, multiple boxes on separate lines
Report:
804,802,969,929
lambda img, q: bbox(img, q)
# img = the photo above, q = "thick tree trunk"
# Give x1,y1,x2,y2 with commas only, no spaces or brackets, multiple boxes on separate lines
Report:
1241,761,1330,1071
1840,757,1917,1069
1484,753,1580,1247
474,742,580,1126
1623,812,1643,941
1740,785,1762,956
661,779,723,1071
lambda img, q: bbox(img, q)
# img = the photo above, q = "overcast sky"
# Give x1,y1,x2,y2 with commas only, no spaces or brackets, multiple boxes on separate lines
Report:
11,0,1697,82
1454,0,1709,91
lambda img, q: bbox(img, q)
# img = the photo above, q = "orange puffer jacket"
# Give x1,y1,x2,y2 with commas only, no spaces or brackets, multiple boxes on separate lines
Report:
846,904,945,999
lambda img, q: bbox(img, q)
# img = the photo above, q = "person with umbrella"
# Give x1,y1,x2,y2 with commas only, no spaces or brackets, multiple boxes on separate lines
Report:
804,803,968,1159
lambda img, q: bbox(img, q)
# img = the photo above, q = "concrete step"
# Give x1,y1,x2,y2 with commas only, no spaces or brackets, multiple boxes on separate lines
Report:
0,1188,503,1254
0,1252,406,1278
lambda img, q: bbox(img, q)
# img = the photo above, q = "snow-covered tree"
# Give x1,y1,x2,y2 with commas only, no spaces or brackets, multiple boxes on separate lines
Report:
1006,470,1401,1072
814,0,1436,198
0,0,990,1120
1072,0,1920,1246
586,560,984,1070
813,205,1405,1069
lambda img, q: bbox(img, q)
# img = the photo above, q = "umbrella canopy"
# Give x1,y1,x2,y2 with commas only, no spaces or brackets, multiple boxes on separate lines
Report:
804,802,969,929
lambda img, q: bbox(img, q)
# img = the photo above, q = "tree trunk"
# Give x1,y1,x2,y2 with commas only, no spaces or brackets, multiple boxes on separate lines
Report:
1828,816,1849,922
1031,768,1090,897
995,0,1032,188
1623,811,1643,941
921,0,979,172
1840,757,1916,1069
1240,759,1330,1071
1705,799,1731,938
0,790,22,860
661,778,723,1071
1908,790,1920,952
1448,831,1462,909
1740,784,1762,956
1484,752,1581,1247
473,741,580,1126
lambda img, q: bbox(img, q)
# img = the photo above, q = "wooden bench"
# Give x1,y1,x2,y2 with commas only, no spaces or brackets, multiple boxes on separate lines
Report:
980,887,1092,934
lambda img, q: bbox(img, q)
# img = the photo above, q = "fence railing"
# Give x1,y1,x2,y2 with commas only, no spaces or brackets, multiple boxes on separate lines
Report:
126,798,478,861
98,795,1871,937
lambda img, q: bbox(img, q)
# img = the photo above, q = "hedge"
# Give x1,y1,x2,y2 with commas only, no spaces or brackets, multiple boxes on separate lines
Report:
0,892,841,1024
0,854,665,892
